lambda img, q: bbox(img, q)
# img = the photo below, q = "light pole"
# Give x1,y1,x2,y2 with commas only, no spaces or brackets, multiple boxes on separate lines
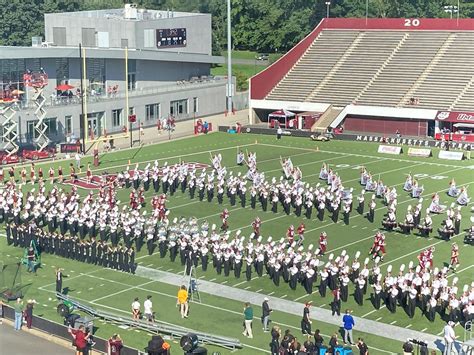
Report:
366,0,369,25
443,5,458,19
325,1,330,18
226,0,233,115
457,0,460,25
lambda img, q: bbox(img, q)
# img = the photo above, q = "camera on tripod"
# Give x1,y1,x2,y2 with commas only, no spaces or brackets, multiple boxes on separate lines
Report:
408,339,428,347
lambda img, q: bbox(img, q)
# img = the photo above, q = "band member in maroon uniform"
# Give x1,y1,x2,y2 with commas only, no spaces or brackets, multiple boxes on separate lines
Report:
220,209,229,231
49,167,55,184
319,232,328,255
252,217,261,238
449,243,459,271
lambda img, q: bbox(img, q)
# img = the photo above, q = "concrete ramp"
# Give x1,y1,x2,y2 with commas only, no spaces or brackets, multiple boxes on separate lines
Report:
311,106,342,132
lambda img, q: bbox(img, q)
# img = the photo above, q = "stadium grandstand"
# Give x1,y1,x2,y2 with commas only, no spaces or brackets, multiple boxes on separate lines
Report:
249,18,474,138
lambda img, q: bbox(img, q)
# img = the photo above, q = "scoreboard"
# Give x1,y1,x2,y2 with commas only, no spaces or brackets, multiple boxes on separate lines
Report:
156,28,187,48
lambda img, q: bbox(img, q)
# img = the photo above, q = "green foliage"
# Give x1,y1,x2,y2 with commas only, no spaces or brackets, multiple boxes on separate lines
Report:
1,0,474,53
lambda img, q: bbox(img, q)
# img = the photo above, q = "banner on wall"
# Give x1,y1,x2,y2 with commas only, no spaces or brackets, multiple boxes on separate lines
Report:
408,147,431,157
436,111,474,123
438,151,464,161
378,145,402,155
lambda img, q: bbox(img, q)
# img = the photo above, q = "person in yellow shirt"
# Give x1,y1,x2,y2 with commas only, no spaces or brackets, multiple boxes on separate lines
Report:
177,285,189,319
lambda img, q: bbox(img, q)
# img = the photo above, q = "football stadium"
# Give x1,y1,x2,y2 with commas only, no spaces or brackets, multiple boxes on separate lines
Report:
0,3,473,355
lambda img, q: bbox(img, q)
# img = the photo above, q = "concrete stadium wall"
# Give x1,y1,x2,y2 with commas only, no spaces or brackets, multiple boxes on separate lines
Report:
343,116,428,136
44,13,212,55
15,81,227,144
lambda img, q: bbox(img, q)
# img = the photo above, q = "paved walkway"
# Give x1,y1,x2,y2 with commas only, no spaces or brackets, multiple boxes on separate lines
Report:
0,321,71,355
136,266,452,353
86,110,247,153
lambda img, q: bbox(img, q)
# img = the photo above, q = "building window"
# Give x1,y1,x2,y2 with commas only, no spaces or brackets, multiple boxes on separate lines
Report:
127,60,137,91
170,99,188,116
112,109,122,127
144,29,154,48
65,115,72,135
52,27,66,46
44,118,57,136
56,58,69,86
193,97,199,114
128,73,136,91
145,103,160,121
82,28,96,47
87,58,106,93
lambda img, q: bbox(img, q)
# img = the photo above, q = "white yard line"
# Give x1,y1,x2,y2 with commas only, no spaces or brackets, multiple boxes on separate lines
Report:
313,170,474,256
305,164,468,237
293,294,310,302
90,280,155,303
233,280,248,287
258,143,472,170
192,154,369,226
447,264,474,278
85,273,396,354
361,305,386,318
379,233,467,269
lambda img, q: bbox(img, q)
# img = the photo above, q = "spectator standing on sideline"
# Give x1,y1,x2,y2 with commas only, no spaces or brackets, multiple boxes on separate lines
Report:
177,285,189,319
24,299,36,329
242,302,253,339
26,247,36,273
56,268,66,294
262,297,272,332
107,334,123,355
270,326,281,355
14,298,23,331
332,286,342,316
443,321,456,355
329,333,339,354
342,309,355,345
68,325,90,355
144,295,154,322
75,152,81,170
0,299,4,324
131,297,140,320
357,338,369,355
277,126,283,140
301,301,313,335
314,329,324,354
402,339,414,354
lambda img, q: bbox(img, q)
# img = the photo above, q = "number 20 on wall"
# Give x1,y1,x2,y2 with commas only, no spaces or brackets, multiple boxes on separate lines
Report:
404,18,420,27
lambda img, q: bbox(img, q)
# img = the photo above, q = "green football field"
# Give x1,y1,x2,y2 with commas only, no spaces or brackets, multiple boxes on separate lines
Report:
1,132,473,354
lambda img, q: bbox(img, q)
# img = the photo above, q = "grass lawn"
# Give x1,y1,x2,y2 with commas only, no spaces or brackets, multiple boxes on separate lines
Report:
1,132,473,354
223,50,283,63
211,64,264,91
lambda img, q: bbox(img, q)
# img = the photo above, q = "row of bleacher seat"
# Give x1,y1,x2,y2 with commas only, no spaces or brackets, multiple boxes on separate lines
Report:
266,29,474,111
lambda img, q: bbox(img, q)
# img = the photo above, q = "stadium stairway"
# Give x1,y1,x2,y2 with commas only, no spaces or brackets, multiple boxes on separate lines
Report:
311,107,342,133
136,266,446,352
304,31,366,102
355,31,451,107
264,28,474,111
266,31,359,102
451,75,474,111
397,32,458,108
307,31,408,106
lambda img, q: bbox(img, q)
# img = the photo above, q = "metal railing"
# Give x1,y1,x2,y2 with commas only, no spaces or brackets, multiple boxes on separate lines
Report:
19,77,226,110
57,293,241,350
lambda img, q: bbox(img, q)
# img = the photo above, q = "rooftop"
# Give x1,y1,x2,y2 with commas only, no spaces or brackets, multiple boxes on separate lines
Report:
46,5,207,22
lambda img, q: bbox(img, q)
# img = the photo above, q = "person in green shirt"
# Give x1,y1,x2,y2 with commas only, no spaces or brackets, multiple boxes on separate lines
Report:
242,302,253,339
14,298,23,331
